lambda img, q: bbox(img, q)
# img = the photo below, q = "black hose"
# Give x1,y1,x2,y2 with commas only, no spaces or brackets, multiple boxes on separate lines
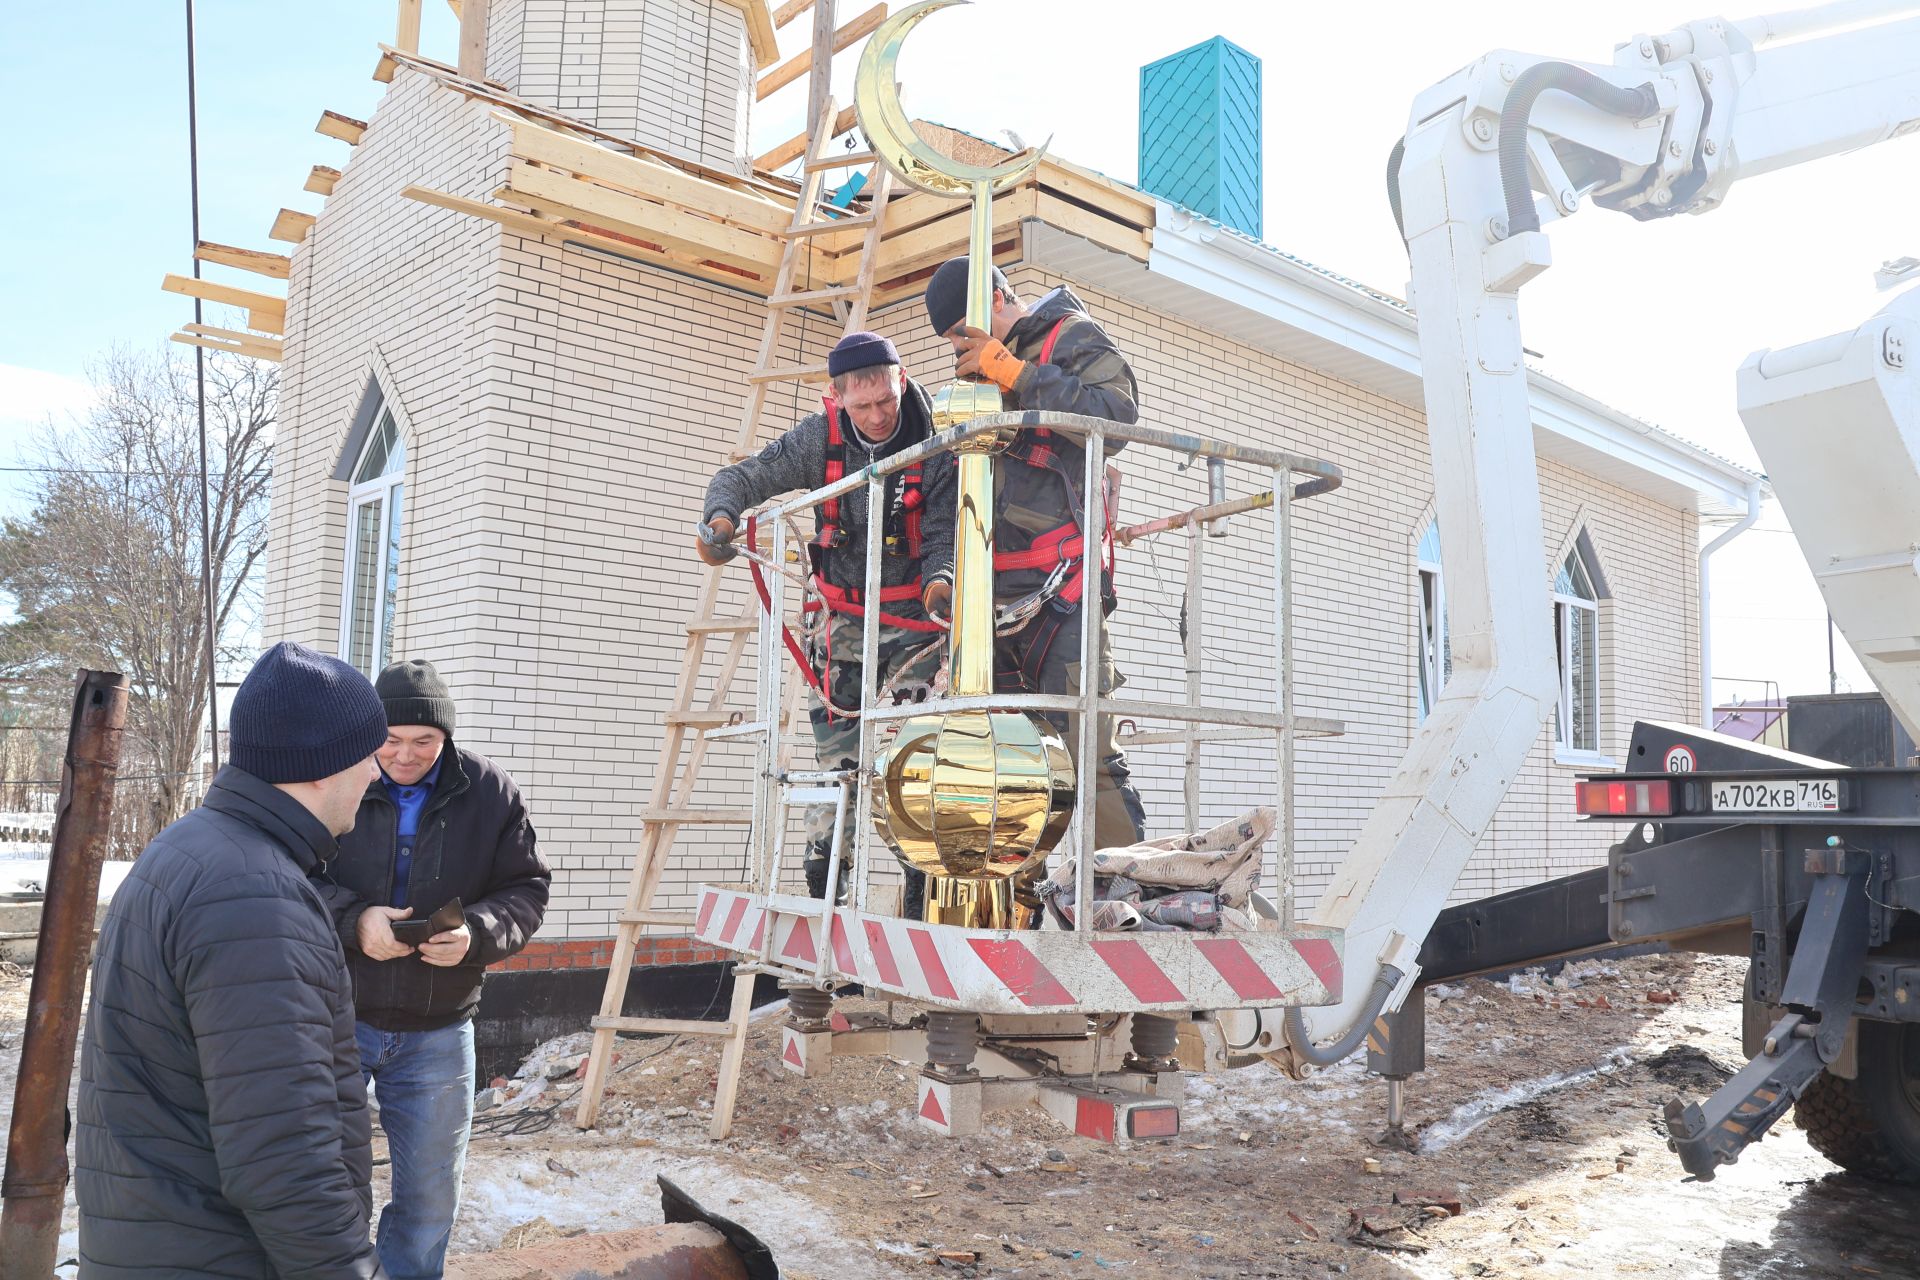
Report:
1386,138,1407,245
1282,963,1405,1068
1499,63,1659,237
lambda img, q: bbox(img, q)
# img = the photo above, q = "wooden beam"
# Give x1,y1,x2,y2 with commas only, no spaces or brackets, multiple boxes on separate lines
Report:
714,0,780,68
503,114,793,234
806,2,836,152
374,50,399,82
1034,190,1151,262
181,324,285,356
457,0,490,81
304,165,342,196
500,163,782,276
161,272,284,314
270,208,317,244
396,0,423,53
195,241,291,281
246,304,287,336
754,104,854,172
1040,158,1156,230
171,330,284,362
403,184,781,294
316,110,368,145
756,2,884,101
771,0,813,28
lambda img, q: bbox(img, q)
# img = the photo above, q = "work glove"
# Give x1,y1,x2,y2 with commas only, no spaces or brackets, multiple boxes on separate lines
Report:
951,326,1025,393
922,578,952,625
697,516,738,565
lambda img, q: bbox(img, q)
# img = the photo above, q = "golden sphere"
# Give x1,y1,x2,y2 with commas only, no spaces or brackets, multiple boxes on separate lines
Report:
873,707,1075,879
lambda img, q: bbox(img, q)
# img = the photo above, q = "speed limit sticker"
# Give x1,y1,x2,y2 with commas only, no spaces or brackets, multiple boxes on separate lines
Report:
1664,745,1697,773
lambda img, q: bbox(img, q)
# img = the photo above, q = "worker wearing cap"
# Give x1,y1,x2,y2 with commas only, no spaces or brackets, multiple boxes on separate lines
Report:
698,331,941,911
917,261,1148,852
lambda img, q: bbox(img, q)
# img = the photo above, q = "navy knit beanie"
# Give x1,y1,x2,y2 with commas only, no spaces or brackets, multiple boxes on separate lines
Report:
229,642,389,783
375,658,456,738
827,330,899,378
924,258,1009,336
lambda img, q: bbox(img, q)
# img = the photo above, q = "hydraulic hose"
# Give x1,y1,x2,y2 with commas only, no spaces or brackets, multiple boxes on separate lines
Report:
1282,963,1405,1067
1499,63,1659,236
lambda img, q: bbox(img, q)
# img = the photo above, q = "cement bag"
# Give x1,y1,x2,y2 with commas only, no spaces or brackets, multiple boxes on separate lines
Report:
1037,808,1275,932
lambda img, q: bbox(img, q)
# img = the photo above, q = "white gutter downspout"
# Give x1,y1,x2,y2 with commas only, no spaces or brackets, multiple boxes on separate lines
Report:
1698,480,1766,729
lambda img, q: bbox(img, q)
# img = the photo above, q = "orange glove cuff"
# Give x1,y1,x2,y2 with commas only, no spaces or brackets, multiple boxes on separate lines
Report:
978,340,1026,393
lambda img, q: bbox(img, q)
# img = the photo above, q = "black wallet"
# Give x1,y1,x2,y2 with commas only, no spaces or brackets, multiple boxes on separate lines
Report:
390,898,465,946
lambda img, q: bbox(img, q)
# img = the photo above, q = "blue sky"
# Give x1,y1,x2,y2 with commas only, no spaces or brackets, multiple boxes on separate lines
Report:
0,1,465,503
7,0,1917,699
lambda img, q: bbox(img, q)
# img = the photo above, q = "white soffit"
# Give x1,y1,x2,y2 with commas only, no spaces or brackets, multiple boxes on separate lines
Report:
1023,206,1760,518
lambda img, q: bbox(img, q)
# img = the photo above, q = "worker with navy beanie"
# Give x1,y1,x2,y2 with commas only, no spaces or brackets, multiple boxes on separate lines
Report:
696,329,940,916
76,641,388,1277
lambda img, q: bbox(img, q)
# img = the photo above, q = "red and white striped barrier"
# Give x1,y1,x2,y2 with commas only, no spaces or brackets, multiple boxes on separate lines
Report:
693,884,1342,1014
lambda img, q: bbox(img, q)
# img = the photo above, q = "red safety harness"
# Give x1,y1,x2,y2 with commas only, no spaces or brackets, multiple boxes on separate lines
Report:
805,394,941,632
990,317,1115,607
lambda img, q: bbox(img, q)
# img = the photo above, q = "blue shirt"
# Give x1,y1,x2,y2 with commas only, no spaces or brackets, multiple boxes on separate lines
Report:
381,757,442,909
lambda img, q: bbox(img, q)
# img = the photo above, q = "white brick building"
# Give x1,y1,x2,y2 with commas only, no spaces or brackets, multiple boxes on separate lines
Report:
263,0,1760,975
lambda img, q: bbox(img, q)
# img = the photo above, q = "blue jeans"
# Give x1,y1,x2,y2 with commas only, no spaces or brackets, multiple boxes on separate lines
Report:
356,1019,476,1280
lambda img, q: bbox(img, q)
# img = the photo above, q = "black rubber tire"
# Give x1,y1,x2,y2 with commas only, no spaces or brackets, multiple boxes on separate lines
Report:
1795,1020,1920,1184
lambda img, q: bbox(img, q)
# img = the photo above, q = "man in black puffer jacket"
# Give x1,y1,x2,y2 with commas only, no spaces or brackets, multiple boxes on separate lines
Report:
313,659,548,1280
76,641,390,1279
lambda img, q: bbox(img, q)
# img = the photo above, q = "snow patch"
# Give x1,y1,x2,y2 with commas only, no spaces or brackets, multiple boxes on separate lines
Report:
1419,1046,1635,1152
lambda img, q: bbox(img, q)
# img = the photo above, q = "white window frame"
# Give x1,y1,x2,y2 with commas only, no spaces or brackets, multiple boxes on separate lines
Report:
337,403,405,677
1552,540,1609,766
1415,520,1449,722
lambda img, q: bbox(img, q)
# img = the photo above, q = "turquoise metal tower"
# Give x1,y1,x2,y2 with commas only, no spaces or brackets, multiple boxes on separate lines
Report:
1138,36,1263,240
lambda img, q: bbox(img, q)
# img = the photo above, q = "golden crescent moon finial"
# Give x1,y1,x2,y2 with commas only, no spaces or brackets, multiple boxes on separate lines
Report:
853,0,1048,199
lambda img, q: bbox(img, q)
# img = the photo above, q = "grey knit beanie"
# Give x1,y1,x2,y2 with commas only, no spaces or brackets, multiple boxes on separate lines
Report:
375,659,456,738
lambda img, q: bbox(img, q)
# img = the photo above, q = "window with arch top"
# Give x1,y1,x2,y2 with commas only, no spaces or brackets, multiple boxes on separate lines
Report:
339,401,405,676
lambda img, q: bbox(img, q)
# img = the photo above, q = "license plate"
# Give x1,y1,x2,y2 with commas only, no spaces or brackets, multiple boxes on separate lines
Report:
1709,777,1841,813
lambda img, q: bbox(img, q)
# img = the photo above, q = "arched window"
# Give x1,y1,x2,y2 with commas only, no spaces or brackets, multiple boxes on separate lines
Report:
1553,542,1602,753
339,401,405,676
1415,520,1450,721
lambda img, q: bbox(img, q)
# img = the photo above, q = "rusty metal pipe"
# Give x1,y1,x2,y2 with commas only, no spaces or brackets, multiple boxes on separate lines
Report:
1114,491,1276,547
0,670,130,1280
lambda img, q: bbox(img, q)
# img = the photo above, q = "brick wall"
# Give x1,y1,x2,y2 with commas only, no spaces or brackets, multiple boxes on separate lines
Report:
485,0,752,174
269,70,1703,953
489,935,727,972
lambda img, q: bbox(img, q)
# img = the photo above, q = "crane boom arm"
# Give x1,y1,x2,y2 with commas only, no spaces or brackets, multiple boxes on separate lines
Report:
1257,2,1920,1069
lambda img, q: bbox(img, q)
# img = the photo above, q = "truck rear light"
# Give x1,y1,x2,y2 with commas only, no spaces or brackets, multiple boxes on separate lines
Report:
1575,779,1673,817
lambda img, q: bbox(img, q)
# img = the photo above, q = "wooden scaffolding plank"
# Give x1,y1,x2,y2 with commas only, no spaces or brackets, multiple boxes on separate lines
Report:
772,0,814,28
755,105,856,172
270,208,317,244
195,241,291,280
170,328,284,362
316,110,368,145
755,3,885,100
305,165,342,195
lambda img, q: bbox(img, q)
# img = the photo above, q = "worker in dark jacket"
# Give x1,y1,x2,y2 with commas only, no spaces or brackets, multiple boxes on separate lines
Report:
313,659,548,1280
919,261,1148,852
75,641,389,1279
697,330,941,912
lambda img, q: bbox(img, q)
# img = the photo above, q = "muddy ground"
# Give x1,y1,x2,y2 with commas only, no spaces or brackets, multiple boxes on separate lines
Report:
439,951,1917,1280
5,952,1915,1279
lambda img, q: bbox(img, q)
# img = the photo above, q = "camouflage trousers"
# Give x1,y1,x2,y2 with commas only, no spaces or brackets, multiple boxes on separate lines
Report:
997,600,1148,853
802,610,943,911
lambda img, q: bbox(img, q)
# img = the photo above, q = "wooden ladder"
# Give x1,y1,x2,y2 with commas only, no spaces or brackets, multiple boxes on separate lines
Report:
574,99,894,1137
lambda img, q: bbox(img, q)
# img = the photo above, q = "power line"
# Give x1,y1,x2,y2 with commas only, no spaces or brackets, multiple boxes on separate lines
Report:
185,0,222,775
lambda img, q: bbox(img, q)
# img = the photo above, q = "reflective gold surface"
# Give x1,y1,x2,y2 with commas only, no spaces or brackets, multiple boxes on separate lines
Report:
924,868,1044,931
855,0,1074,921
852,2,1047,202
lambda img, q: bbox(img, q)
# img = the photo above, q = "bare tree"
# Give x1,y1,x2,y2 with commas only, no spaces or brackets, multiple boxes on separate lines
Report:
0,345,273,845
